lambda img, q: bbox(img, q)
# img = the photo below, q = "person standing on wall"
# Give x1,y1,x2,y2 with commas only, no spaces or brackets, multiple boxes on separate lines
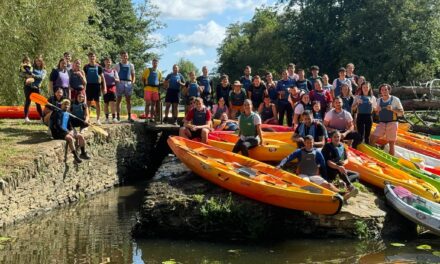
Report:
197,66,213,109
84,52,106,125
142,58,162,124
114,51,136,122
164,64,185,125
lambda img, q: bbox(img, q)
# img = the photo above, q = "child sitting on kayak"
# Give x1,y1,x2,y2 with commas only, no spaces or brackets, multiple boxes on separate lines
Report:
214,113,238,131
50,99,90,163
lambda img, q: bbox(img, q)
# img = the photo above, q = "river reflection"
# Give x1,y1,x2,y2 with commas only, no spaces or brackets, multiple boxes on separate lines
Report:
0,182,439,264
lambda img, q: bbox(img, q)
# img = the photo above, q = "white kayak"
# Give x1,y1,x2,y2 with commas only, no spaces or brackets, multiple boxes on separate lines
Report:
388,144,440,168
385,184,440,236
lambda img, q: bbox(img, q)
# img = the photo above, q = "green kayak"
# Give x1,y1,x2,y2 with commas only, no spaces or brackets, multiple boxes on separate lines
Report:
430,135,440,140
357,143,440,192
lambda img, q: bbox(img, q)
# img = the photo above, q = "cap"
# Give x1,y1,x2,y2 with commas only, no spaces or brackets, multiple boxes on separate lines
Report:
233,80,242,86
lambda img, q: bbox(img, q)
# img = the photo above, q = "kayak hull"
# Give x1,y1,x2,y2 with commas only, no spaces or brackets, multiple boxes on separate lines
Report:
0,106,40,120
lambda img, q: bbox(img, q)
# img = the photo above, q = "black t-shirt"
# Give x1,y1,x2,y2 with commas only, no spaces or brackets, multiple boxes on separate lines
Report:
321,142,347,165
294,122,326,142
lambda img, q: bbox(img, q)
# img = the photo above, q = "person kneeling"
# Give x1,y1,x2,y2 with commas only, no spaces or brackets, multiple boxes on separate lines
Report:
50,99,91,163
277,135,353,200
179,97,212,143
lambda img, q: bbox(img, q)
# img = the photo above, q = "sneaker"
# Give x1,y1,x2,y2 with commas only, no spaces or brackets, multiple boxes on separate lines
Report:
163,117,169,123
96,120,102,126
344,186,359,200
105,118,110,124
80,152,91,160
24,117,31,123
72,151,82,163
113,118,119,123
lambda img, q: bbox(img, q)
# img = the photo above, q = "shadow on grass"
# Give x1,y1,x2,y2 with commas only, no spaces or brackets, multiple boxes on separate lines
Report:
1,126,52,145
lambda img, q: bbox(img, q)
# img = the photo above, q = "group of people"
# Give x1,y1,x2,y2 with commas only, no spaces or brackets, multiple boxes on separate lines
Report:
178,63,404,200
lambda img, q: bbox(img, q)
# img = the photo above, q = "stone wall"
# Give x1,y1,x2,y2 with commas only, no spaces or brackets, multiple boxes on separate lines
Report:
0,123,161,227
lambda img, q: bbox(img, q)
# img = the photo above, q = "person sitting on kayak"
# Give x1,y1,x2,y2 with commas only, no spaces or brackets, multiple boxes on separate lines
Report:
232,99,263,157
258,94,278,125
277,135,354,200
370,83,404,155
292,111,327,148
322,131,359,197
179,97,212,143
214,113,238,131
49,99,90,163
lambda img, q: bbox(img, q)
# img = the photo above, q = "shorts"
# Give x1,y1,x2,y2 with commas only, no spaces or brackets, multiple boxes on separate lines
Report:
71,118,87,129
372,122,398,142
165,89,180,104
70,89,85,101
86,83,101,102
189,129,202,139
116,81,133,97
299,174,328,185
104,92,116,103
231,105,243,112
144,90,159,102
51,129,68,140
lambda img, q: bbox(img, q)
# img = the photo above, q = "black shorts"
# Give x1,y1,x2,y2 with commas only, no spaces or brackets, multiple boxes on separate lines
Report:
189,129,202,139
165,90,179,104
86,83,101,102
103,92,116,103
51,129,67,140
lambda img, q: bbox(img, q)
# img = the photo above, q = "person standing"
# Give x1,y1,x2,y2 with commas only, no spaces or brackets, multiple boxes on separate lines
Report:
308,65,322,89
197,66,213,109
64,52,73,71
69,59,87,101
232,99,263,157
352,82,376,144
49,58,70,99
276,69,295,126
103,57,119,123
114,51,136,122
184,71,202,114
23,56,46,122
332,67,352,99
229,80,247,119
370,84,404,155
239,65,252,92
142,58,162,123
322,74,333,93
247,75,267,111
296,68,312,93
265,72,278,103
309,79,332,118
84,52,106,125
324,97,362,148
216,74,232,107
340,83,355,114
287,63,298,81
346,63,359,94
164,64,185,124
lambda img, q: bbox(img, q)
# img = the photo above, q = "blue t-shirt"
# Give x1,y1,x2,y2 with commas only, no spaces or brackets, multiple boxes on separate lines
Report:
166,73,185,91
276,79,295,103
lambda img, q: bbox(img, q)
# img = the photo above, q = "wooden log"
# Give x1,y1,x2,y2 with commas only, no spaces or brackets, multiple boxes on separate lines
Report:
410,125,440,135
401,99,440,110
390,86,440,100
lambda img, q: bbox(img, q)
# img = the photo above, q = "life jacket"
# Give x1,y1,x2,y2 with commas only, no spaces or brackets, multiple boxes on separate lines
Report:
267,86,278,102
71,102,86,120
198,76,211,95
118,63,132,81
260,104,274,121
296,79,309,92
167,73,183,91
298,149,319,176
103,68,117,87
326,143,346,164
86,65,99,84
192,107,207,126
294,101,312,113
240,76,252,91
55,70,69,88
239,112,257,137
230,89,246,106
297,123,317,139
358,95,373,114
69,70,84,90
379,96,397,122
334,78,348,97
147,68,159,87
341,96,354,113
188,82,200,97
250,84,265,106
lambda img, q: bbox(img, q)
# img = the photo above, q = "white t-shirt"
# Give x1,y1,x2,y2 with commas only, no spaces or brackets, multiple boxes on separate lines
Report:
294,103,305,115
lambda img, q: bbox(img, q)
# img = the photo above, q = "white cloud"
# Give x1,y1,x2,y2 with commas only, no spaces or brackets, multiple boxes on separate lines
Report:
175,46,206,57
201,59,217,70
178,20,226,48
151,0,267,20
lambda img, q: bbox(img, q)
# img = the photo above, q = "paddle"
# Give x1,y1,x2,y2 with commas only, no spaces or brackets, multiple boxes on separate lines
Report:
30,93,109,137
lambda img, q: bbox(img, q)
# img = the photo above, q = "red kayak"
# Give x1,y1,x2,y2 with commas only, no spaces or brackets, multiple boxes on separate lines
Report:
261,124,293,132
0,106,40,120
425,167,440,177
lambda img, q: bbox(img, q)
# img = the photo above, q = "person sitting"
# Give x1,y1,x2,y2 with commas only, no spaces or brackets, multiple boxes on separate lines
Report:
292,111,327,148
232,99,263,157
49,99,90,163
229,80,247,119
211,97,229,120
214,113,238,131
179,97,212,143
258,95,278,125
322,131,359,197
43,87,64,126
70,93,89,133
311,101,323,122
277,135,353,200
324,97,362,148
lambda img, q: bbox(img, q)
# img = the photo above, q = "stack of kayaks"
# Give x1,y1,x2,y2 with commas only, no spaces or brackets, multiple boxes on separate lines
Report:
0,106,40,119
168,136,343,215
391,145,440,176
357,144,440,192
385,184,440,236
346,147,440,202
207,132,296,162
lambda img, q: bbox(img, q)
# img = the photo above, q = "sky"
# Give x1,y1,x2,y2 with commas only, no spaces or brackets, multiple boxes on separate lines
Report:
142,0,277,75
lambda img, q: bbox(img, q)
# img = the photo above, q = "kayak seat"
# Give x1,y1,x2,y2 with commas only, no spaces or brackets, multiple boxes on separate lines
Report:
414,203,433,215
236,167,257,178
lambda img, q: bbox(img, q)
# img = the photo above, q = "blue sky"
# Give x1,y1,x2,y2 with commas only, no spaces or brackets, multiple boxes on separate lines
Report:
142,0,277,75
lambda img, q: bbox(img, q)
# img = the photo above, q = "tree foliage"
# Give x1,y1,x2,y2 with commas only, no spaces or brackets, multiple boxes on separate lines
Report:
176,58,200,80
0,0,163,105
217,0,440,85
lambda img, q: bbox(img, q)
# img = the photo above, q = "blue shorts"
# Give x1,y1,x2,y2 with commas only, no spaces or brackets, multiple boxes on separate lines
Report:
116,81,133,97
165,89,180,104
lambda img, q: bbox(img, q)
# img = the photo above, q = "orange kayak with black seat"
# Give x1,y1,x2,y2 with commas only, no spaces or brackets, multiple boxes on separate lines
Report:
168,136,343,215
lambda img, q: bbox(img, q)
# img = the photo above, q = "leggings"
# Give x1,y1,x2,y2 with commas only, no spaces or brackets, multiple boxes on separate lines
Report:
277,102,293,126
24,85,43,118
232,137,259,157
356,113,373,144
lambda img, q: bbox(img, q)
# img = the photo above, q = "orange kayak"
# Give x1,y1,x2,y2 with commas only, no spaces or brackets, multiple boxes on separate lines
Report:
0,106,40,119
209,131,295,145
168,136,343,215
346,147,440,202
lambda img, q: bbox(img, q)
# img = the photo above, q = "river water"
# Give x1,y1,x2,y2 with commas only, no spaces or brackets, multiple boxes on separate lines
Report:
0,181,439,264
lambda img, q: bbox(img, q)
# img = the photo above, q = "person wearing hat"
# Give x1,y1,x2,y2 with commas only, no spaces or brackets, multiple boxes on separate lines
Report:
50,99,91,163
332,67,352,99
229,80,247,119
308,65,322,90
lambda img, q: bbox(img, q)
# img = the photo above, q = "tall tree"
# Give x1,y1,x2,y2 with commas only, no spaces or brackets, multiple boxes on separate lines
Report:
176,58,200,80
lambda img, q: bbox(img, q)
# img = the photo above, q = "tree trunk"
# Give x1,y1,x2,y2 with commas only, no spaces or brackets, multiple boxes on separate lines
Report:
401,99,440,110
391,86,440,100
410,125,440,135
